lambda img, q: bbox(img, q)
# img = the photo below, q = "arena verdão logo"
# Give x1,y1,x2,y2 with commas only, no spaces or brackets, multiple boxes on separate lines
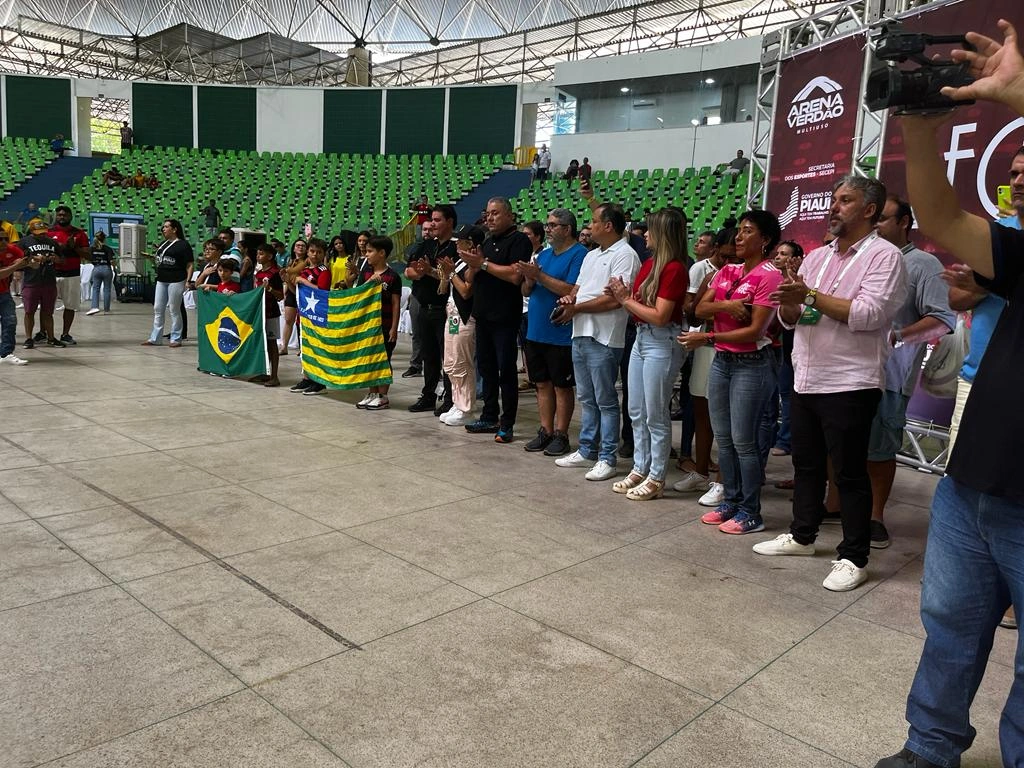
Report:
788,76,845,132
204,306,255,364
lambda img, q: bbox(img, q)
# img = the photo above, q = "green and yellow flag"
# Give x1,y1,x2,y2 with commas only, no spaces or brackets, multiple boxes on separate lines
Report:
297,282,392,390
197,289,269,377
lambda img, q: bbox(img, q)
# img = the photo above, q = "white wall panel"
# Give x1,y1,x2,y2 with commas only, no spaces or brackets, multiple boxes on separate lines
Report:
256,87,323,154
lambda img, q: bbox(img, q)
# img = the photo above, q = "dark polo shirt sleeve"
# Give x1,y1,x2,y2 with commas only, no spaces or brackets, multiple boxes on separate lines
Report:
472,228,532,323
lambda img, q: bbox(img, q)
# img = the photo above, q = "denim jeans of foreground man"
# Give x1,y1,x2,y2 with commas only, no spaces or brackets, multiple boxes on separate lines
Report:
707,349,776,519
0,291,16,357
902,475,1024,768
149,280,185,344
90,265,114,312
572,335,622,465
627,323,683,482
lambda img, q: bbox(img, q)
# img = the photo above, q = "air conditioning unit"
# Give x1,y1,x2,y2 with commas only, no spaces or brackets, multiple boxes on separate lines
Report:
118,223,146,275
632,97,658,108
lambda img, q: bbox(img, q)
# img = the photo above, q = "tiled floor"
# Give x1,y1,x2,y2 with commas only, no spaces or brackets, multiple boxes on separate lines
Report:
0,304,1015,768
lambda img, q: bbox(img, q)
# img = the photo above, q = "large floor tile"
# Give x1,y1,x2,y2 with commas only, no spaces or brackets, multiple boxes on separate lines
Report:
62,451,223,502
135,486,331,557
347,494,623,595
63,394,223,424
0,586,242,768
227,532,478,644
125,563,346,684
0,465,114,517
258,601,710,768
242,462,478,529
302,419,475,459
635,704,853,767
0,520,111,610
495,545,836,699
41,505,208,582
0,441,45,469
390,440,562,494
106,412,290,450
5,423,154,464
0,403,94,434
47,690,347,767
0,493,29,524
165,434,356,482
722,614,1011,767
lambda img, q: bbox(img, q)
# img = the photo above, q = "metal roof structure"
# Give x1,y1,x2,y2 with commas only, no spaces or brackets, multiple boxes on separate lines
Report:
0,0,852,85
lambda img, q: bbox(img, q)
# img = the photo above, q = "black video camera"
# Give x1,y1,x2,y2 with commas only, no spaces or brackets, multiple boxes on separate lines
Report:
865,24,975,115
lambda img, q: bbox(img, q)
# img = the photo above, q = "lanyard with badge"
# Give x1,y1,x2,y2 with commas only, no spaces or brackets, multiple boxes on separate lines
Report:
798,234,877,325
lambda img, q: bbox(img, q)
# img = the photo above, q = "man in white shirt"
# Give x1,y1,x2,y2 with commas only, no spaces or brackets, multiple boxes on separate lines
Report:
553,203,640,481
535,145,552,181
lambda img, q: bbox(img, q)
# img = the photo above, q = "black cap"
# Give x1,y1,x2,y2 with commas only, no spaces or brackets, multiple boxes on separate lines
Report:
453,225,485,246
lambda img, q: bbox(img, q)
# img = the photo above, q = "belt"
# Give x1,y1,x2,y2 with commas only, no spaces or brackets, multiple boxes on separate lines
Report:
716,348,770,361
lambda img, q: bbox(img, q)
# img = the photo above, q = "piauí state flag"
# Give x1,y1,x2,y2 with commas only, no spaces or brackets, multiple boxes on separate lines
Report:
196,288,269,377
297,281,393,390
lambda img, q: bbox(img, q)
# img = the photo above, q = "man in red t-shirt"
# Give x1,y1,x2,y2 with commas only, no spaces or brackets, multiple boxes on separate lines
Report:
0,233,31,364
47,205,90,345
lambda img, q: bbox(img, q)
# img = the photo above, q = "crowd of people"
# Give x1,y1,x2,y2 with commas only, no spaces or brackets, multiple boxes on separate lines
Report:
2,22,1022,768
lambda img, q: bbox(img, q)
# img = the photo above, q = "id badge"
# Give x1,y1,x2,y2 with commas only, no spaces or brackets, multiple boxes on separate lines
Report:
448,316,460,335
798,306,822,325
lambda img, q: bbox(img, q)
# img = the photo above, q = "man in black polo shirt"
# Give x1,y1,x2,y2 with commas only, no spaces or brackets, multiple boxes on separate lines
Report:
873,21,1024,768
405,205,457,414
460,196,533,442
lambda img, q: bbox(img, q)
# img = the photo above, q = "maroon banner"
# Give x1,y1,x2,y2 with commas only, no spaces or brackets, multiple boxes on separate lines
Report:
880,0,1024,262
766,34,865,253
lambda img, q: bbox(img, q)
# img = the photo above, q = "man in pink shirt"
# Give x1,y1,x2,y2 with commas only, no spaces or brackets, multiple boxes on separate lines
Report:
751,175,906,592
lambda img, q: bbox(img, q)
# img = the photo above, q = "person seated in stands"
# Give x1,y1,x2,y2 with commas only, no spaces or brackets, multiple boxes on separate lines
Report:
564,159,580,182
579,157,593,183
50,134,66,157
103,167,125,187
132,169,146,188
146,174,159,190
722,150,750,176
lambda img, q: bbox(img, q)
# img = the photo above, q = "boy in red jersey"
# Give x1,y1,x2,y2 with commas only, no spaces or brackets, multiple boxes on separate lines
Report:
254,243,283,387
355,236,401,410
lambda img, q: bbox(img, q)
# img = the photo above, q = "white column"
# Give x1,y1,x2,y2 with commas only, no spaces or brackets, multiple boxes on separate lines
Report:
192,86,199,148
442,87,450,155
379,89,387,154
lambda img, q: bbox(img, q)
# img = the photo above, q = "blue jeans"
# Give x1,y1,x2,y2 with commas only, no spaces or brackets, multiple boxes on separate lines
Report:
628,324,683,481
904,476,1024,768
775,356,794,452
707,349,777,518
149,280,185,344
0,291,15,357
572,336,622,464
90,265,113,311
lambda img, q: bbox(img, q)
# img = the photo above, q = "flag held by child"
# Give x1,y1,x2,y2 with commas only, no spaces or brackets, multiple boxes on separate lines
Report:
298,281,393,390
197,288,269,377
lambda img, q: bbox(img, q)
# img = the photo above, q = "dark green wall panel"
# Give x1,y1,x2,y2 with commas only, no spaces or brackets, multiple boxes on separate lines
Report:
323,89,381,155
385,89,444,156
5,76,71,141
197,86,256,151
447,85,517,155
132,83,193,148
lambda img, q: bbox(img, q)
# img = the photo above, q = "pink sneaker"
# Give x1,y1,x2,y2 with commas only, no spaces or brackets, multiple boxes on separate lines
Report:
700,506,737,525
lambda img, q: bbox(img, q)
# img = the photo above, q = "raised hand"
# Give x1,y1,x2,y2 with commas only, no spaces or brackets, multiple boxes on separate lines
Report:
943,20,1024,112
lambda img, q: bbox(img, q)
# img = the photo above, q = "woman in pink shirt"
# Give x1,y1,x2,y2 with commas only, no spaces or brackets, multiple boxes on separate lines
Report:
606,208,690,500
681,210,784,534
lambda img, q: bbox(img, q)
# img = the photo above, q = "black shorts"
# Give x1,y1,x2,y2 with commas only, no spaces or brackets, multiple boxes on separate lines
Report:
524,340,575,388
283,290,297,309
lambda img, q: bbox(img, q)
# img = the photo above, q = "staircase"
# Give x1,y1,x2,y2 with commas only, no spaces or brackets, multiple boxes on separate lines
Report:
2,156,106,218
455,169,533,227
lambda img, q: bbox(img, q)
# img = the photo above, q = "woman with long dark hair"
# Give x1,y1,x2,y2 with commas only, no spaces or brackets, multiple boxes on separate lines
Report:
143,219,192,347
680,210,783,533
279,238,306,354
606,208,690,500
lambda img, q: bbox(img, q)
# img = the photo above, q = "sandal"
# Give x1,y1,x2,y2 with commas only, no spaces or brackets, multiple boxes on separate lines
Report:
774,479,795,490
612,471,645,494
627,477,665,501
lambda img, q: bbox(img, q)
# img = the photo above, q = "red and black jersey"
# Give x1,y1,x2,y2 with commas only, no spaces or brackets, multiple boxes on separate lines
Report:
300,264,331,290
255,265,283,319
357,265,402,330
47,224,89,277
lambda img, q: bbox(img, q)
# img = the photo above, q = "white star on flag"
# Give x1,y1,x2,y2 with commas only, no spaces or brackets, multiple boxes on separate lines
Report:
303,293,320,314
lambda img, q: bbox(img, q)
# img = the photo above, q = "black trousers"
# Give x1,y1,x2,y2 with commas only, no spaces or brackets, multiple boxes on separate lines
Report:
789,388,882,568
475,317,520,429
619,321,637,444
413,302,451,403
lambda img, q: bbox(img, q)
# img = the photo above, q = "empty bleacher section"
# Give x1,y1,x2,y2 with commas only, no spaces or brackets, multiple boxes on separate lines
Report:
52,148,513,243
513,165,761,236
0,137,52,202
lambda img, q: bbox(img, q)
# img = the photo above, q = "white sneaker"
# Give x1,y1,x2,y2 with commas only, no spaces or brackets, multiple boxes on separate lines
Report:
585,460,618,481
673,471,711,493
356,393,375,408
442,408,465,426
556,450,593,468
823,559,868,592
698,482,725,507
438,407,454,422
0,354,28,366
55,304,64,311
85,308,100,316
752,533,816,557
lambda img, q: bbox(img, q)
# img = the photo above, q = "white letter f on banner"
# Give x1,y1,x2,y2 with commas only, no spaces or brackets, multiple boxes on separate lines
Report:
944,123,977,183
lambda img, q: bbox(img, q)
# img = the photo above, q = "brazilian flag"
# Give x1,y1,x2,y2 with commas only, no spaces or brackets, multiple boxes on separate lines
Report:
196,289,268,377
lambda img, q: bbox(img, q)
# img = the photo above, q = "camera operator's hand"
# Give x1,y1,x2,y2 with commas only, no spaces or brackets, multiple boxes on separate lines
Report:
944,20,1024,113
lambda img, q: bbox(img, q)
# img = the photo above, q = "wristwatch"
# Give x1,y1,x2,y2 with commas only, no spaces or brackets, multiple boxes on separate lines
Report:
803,288,818,307
480,259,490,272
